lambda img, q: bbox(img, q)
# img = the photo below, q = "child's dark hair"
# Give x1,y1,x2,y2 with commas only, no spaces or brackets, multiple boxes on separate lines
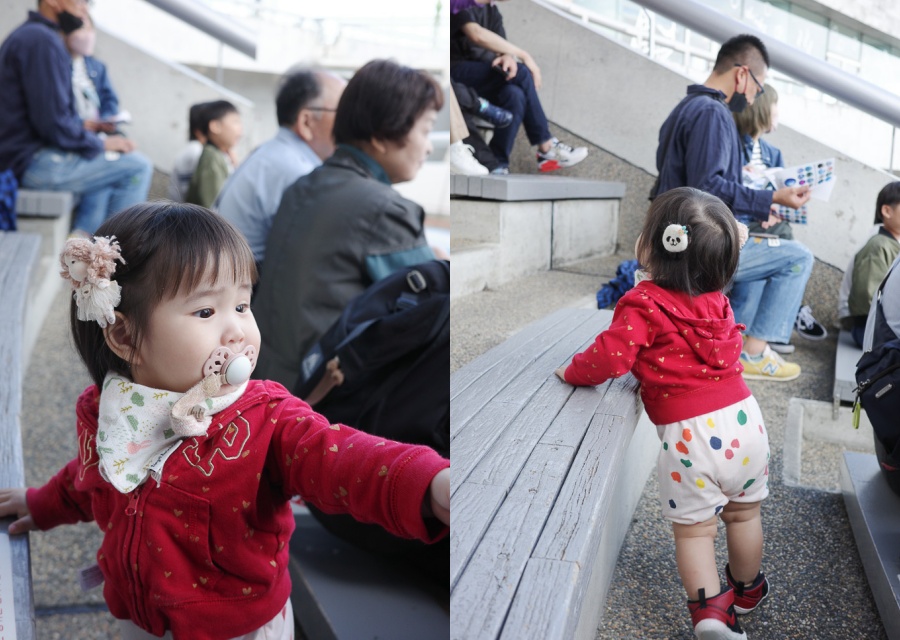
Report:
70,202,257,388
198,100,239,139
875,181,900,224
188,101,213,142
636,187,741,296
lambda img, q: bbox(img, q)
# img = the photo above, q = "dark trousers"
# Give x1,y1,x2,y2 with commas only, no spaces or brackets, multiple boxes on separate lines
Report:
451,61,552,167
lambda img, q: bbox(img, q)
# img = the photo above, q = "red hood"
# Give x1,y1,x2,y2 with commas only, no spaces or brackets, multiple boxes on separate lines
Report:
638,282,745,369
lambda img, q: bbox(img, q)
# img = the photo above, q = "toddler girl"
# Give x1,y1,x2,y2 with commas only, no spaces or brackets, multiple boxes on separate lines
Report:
556,187,769,640
0,202,449,640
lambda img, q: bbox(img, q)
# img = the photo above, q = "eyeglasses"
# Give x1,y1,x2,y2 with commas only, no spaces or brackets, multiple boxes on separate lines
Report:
306,107,338,113
734,64,765,97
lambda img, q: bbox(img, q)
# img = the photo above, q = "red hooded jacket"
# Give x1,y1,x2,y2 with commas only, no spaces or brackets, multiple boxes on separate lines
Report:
26,380,448,639
564,281,751,424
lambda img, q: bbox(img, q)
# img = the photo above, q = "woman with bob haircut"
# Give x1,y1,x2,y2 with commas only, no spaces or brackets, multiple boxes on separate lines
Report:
253,58,444,391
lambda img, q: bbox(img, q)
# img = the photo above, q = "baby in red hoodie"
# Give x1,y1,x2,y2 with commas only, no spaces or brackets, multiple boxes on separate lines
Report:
557,187,768,640
0,202,449,640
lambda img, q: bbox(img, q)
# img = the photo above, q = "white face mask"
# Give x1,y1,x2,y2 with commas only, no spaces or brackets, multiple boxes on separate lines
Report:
68,29,96,57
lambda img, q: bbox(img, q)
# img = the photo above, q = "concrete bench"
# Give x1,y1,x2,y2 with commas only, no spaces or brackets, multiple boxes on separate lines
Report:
841,452,900,638
288,509,448,639
834,329,863,418
0,231,42,640
450,176,626,298
450,307,656,640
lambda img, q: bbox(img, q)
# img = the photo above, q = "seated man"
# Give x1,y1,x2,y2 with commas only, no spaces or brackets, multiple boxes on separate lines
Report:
0,0,152,235
655,34,812,381
450,2,587,173
216,68,346,265
253,59,440,390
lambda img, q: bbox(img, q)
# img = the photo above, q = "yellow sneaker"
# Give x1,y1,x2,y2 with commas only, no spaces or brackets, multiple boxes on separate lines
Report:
740,345,801,382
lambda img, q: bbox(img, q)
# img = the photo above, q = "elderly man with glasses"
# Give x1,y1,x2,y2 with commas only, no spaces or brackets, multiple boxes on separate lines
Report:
215,68,346,267
654,34,815,383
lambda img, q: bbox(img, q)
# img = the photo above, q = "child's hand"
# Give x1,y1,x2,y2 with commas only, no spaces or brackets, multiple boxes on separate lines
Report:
429,468,450,527
0,488,35,535
554,366,569,383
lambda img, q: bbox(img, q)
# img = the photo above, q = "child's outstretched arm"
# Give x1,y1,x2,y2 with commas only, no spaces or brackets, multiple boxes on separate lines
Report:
0,488,36,535
555,298,657,387
429,468,450,526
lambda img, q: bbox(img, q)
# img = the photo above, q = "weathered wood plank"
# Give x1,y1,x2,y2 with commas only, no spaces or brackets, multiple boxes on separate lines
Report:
451,316,609,493
450,307,586,401
450,309,607,439
449,482,506,590
450,444,573,640
0,231,41,640
499,558,579,640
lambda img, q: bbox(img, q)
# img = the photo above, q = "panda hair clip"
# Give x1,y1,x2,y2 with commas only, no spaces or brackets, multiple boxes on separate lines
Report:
662,224,689,253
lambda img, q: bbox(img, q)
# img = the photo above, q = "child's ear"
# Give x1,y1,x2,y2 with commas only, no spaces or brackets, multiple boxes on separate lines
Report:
883,204,894,222
103,312,140,365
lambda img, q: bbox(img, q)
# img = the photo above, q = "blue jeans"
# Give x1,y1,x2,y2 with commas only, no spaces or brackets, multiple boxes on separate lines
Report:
450,61,552,167
22,147,153,234
728,237,813,345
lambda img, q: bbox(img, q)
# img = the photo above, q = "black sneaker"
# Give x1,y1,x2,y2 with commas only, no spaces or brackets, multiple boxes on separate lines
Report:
768,341,795,355
795,305,827,341
477,98,513,128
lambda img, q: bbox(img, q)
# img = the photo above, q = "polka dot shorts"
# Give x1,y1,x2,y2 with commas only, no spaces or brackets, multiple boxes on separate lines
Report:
655,396,769,525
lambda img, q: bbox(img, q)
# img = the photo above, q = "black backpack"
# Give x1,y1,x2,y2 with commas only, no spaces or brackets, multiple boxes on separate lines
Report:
293,260,450,584
854,262,900,496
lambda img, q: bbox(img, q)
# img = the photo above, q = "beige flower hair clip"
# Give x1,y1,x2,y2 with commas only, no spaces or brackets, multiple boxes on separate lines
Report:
59,235,125,328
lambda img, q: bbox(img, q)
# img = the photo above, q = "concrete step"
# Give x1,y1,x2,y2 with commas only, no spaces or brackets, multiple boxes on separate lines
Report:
841,452,900,639
450,243,501,299
450,175,625,299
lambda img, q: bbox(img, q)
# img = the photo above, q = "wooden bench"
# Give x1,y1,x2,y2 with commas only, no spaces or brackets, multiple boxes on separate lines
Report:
0,231,42,640
13,190,74,365
288,509,448,639
450,307,657,640
841,452,900,638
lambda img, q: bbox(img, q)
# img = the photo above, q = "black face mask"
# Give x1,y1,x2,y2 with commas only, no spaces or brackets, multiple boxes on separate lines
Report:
729,90,749,114
57,11,84,35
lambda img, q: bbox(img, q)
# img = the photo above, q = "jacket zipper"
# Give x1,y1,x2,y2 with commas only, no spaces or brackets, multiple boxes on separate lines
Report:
123,485,151,630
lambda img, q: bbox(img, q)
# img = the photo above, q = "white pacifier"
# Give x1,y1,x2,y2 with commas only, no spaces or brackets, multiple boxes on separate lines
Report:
169,345,258,434
202,345,258,387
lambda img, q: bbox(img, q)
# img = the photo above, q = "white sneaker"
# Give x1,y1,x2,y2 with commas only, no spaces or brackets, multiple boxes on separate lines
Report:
448,141,489,176
536,137,588,172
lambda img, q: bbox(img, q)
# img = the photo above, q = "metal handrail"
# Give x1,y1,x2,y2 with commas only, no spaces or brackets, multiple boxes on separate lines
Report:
144,0,257,58
631,0,900,130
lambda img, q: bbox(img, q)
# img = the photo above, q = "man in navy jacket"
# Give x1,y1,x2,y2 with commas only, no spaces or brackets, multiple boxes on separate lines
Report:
655,34,813,382
0,0,152,234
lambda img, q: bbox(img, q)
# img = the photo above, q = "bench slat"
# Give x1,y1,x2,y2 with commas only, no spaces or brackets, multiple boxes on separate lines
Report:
0,232,41,640
451,313,609,495
450,444,573,640
449,482,506,589
499,558,578,640
450,308,588,402
450,309,603,436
